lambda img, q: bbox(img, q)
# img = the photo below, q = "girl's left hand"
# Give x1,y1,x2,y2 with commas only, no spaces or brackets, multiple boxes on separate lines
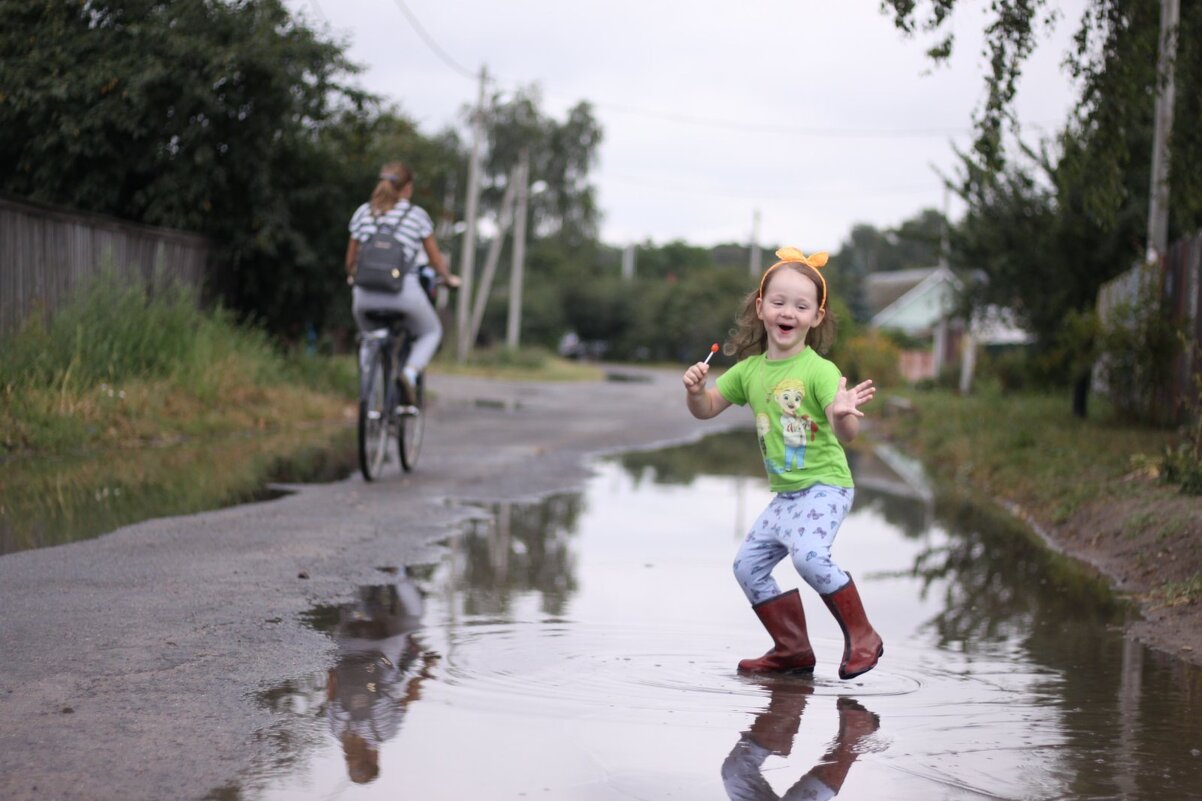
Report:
830,377,875,419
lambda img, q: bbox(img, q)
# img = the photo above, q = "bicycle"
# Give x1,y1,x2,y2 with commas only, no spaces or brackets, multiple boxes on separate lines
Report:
356,274,444,481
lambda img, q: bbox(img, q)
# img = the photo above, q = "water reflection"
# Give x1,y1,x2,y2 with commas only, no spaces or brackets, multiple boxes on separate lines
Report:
913,490,1124,652
441,494,582,618
0,424,356,555
251,571,435,791
235,433,1202,800
322,579,436,785
722,681,881,800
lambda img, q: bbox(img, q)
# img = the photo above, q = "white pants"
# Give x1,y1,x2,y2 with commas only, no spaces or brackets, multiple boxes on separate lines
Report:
352,272,442,373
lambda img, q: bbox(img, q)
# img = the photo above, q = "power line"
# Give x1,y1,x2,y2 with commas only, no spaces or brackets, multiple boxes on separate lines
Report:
585,101,975,139
307,0,329,24
378,2,1062,141
602,172,942,201
387,0,477,81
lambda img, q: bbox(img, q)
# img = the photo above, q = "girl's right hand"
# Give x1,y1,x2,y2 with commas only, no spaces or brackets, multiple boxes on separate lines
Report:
682,362,709,394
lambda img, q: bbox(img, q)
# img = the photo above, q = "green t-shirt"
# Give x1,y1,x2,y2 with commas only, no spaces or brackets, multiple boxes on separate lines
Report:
715,348,853,492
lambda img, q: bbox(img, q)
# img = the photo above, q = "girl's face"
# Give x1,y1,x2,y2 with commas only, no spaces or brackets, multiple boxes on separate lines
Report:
755,267,825,359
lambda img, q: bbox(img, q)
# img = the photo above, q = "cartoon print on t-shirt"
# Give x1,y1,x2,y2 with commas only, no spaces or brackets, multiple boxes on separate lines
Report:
768,378,819,474
755,412,771,460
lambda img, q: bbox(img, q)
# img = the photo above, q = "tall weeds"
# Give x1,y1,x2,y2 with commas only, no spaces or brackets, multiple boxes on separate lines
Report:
1,270,353,453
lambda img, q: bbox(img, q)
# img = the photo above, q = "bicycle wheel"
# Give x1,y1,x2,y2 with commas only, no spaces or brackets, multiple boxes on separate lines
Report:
358,348,391,481
398,371,425,471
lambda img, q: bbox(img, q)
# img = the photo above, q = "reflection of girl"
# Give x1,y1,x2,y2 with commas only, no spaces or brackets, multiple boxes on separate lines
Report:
325,580,437,784
683,247,883,680
722,690,880,800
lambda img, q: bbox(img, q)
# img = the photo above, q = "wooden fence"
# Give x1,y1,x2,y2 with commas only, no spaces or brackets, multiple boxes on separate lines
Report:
0,194,210,338
1096,230,1202,423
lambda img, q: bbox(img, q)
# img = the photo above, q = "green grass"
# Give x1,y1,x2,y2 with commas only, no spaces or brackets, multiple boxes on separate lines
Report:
1150,574,1202,608
872,387,1177,524
1,271,617,455
1,272,356,454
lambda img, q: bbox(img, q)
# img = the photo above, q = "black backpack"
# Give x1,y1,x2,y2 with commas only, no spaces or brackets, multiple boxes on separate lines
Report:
353,207,415,293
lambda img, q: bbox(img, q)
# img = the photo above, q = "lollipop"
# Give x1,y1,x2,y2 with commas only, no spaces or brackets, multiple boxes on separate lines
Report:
703,343,719,365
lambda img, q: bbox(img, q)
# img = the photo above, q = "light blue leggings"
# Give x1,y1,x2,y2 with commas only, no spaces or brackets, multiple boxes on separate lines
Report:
733,485,854,604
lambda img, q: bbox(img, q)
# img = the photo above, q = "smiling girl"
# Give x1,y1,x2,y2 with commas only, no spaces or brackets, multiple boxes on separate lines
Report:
682,247,883,680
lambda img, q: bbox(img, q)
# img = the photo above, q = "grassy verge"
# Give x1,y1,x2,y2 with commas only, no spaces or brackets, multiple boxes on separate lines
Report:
1,274,611,456
1,275,357,455
870,388,1201,605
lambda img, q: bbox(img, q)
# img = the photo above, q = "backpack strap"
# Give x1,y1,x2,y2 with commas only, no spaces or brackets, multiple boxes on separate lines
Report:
371,204,415,238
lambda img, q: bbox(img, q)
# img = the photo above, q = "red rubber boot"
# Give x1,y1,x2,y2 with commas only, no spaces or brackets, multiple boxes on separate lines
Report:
802,697,881,792
737,589,816,674
821,575,884,680
745,682,813,756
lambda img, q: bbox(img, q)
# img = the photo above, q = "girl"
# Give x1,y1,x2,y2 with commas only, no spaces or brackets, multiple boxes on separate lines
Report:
345,161,460,392
682,247,883,680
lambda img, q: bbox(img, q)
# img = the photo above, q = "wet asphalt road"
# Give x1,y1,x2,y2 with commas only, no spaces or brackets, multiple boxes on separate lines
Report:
0,367,740,801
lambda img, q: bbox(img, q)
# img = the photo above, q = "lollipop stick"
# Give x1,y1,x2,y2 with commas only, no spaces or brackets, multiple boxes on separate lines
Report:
702,343,719,365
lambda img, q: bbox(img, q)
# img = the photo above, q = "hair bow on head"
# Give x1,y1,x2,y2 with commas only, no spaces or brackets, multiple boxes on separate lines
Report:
774,247,828,269
759,247,831,308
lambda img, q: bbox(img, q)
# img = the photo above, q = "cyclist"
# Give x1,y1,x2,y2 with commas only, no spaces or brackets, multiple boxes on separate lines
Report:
345,161,460,397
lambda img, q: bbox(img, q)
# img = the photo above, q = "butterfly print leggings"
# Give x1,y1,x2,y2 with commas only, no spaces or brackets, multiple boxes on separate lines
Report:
732,484,853,604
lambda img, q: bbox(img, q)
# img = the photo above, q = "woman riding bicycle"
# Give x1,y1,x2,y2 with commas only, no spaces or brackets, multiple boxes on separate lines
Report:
345,161,461,392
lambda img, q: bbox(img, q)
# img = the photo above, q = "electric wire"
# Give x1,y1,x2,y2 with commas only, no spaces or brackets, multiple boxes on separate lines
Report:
381,0,1043,141
387,0,477,81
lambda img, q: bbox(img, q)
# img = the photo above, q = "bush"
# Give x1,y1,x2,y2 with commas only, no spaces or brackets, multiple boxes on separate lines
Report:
834,331,901,387
1093,273,1180,425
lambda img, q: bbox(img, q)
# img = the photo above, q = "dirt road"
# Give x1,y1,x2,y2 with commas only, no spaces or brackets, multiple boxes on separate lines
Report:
0,368,741,801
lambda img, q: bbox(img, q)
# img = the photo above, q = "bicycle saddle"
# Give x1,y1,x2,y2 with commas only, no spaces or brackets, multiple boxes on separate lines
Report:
363,309,408,328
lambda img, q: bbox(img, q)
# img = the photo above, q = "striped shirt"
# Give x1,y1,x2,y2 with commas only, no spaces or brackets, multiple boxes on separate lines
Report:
348,200,434,266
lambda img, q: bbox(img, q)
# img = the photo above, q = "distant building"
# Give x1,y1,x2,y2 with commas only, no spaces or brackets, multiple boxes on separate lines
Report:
865,266,1031,386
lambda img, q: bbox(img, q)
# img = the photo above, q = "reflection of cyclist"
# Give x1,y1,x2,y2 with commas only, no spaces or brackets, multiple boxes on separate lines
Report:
345,161,460,393
721,683,880,800
324,577,437,784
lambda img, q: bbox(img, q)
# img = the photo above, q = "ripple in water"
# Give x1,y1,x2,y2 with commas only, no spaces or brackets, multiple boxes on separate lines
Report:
423,617,922,723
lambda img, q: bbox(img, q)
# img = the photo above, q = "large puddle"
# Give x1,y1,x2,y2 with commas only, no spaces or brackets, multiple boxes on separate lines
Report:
228,431,1201,800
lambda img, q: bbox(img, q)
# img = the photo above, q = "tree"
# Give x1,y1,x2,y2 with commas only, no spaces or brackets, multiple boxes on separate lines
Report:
0,0,370,336
882,0,1202,240
886,0,1202,415
950,132,1141,412
882,0,1060,174
452,86,604,348
478,86,603,247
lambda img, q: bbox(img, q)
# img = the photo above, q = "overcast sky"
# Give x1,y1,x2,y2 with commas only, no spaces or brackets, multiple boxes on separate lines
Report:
288,0,1086,253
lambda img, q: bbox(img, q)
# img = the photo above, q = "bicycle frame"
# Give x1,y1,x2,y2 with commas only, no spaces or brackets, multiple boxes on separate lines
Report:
357,317,424,480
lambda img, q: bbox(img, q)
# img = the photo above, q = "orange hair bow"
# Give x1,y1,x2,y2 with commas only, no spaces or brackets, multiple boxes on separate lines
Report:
759,247,830,308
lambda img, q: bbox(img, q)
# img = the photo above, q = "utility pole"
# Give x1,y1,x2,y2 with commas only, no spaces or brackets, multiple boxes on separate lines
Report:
468,174,517,350
939,183,950,270
621,243,635,280
506,149,530,350
748,208,761,277
435,181,456,312
1146,0,1179,262
456,66,487,362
